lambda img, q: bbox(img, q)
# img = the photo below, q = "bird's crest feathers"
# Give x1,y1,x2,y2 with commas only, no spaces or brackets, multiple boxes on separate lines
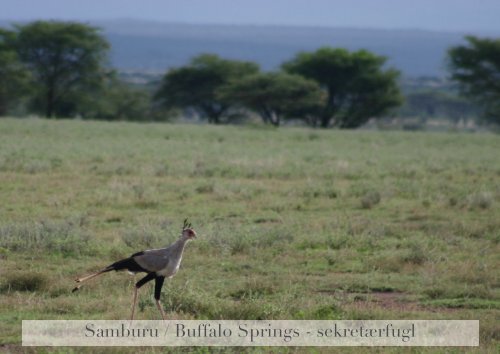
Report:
182,218,192,230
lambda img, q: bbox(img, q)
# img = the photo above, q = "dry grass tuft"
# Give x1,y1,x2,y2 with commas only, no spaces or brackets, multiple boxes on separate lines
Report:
0,271,48,292
467,192,493,210
360,191,381,209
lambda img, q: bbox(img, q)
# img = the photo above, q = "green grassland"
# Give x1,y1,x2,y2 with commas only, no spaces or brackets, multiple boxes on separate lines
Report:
0,118,499,353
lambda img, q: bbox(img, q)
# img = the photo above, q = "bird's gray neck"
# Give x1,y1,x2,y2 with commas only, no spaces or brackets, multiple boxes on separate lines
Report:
171,236,189,255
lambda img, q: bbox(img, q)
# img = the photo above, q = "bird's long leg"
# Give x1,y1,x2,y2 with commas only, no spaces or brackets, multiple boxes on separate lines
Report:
155,300,167,321
131,273,156,322
154,277,166,320
130,286,138,322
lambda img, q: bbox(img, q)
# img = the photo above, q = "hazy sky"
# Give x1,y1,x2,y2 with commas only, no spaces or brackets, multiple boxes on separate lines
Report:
2,0,500,32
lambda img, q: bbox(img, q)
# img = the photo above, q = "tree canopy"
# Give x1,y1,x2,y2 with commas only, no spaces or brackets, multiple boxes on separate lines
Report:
448,36,500,124
75,72,162,121
13,21,110,118
154,54,259,124
0,29,30,115
283,47,402,128
219,72,324,126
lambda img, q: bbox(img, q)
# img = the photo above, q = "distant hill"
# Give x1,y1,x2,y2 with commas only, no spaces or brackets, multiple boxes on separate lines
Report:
2,19,495,77
96,20,475,77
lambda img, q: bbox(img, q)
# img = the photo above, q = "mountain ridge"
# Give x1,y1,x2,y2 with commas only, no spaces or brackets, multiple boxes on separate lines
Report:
3,19,497,77
95,20,472,77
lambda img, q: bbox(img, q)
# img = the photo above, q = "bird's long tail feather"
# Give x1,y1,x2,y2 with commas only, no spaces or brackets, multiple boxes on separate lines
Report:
72,266,113,292
72,256,145,293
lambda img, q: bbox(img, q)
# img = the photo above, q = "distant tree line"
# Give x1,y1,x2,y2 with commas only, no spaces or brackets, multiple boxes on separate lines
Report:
398,90,479,125
155,48,402,128
1,21,499,128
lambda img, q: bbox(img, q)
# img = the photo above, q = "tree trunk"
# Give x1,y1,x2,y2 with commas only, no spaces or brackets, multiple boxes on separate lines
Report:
259,107,271,125
204,104,225,124
0,98,7,116
270,111,280,127
45,84,56,118
320,114,330,128
46,93,54,118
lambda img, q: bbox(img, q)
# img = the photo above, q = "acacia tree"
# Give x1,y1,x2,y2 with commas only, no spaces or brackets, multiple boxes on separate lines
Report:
154,54,259,124
283,47,402,128
219,72,324,126
13,21,110,118
448,36,500,124
0,29,30,115
75,72,156,121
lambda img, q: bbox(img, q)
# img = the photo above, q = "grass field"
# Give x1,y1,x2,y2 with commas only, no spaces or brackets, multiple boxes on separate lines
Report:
0,118,499,353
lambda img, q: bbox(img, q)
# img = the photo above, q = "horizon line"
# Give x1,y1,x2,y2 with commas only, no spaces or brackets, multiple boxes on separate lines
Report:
1,17,499,35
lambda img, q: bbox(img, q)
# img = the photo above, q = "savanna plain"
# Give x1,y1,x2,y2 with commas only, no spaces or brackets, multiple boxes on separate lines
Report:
0,118,498,353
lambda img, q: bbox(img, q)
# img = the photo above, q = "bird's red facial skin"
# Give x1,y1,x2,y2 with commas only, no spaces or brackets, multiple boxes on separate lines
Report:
183,228,196,239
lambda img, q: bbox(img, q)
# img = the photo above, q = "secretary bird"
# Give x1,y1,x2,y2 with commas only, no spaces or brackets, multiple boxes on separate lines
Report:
73,219,196,320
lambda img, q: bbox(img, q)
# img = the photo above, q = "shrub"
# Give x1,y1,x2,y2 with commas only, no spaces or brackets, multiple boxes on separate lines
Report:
360,191,381,209
402,243,427,265
195,183,215,194
467,192,493,210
